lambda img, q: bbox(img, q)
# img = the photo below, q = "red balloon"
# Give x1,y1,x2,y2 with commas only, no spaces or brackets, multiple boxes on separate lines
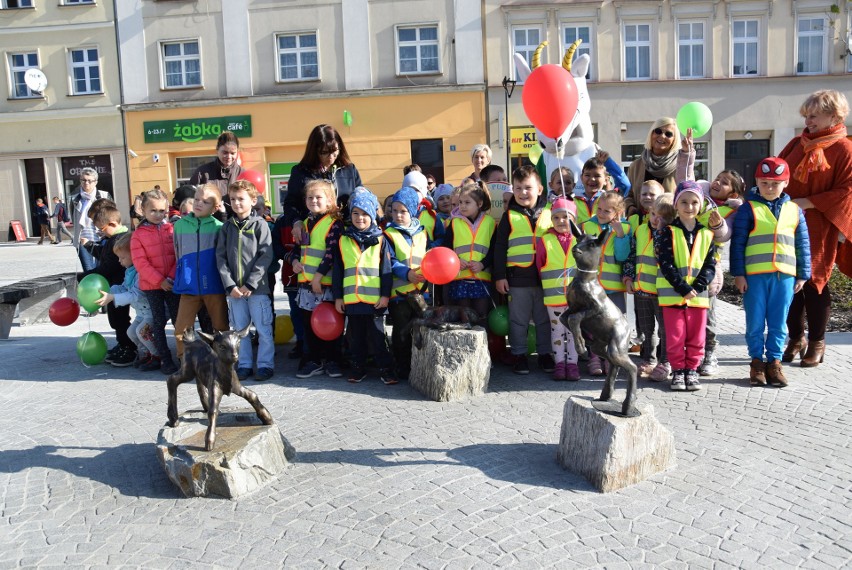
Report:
420,247,461,285
521,65,580,139
49,297,80,327
236,169,266,195
311,302,344,341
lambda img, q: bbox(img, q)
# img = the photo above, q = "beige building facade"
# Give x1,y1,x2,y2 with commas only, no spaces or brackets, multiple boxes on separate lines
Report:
485,0,852,186
0,0,126,241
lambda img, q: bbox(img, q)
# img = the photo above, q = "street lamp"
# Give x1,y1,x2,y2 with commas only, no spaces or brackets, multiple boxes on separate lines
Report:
502,76,516,170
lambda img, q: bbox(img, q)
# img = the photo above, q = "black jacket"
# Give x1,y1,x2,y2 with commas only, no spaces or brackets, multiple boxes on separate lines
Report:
491,195,549,287
653,218,716,297
281,163,362,228
83,229,129,286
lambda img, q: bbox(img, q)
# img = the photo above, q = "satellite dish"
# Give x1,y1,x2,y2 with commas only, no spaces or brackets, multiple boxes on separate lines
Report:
24,68,48,93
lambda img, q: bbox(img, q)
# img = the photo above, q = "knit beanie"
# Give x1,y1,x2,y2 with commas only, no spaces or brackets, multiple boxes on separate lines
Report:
674,180,704,205
551,197,577,219
349,188,379,225
391,187,420,217
402,172,429,198
432,183,454,202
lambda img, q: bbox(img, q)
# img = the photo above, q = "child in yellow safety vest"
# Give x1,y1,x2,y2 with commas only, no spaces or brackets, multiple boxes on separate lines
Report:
653,181,717,392
332,189,396,385
289,180,345,379
730,157,810,388
535,198,581,381
581,191,632,376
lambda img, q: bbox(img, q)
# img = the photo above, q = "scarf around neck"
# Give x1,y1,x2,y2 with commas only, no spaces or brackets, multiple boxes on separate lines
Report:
793,123,848,184
641,147,678,179
345,224,383,247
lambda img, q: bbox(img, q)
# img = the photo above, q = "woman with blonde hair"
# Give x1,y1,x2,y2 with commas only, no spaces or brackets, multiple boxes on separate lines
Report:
468,144,492,183
625,118,682,216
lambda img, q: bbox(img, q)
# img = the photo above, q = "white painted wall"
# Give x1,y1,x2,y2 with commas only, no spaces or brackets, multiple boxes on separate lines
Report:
343,0,372,90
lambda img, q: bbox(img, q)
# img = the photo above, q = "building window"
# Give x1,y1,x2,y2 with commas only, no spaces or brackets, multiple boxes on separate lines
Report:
8,52,40,98
63,0,95,4
276,32,319,82
732,19,759,76
563,24,592,79
624,23,651,80
621,144,644,170
797,16,827,74
396,25,439,75
161,40,201,89
2,1,34,8
512,25,543,82
69,47,101,94
693,141,709,181
176,156,215,185
678,21,705,78
410,139,444,184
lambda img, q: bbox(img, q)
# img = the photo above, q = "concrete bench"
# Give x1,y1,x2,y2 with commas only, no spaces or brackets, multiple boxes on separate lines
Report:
0,272,78,339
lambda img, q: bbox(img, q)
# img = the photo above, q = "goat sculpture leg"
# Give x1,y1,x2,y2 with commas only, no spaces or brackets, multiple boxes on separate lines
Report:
195,380,210,414
563,312,589,358
232,383,274,426
205,381,224,452
167,369,197,427
605,344,639,417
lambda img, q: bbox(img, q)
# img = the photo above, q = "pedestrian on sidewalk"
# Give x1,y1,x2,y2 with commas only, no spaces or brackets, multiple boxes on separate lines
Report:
35,198,54,244
51,196,73,244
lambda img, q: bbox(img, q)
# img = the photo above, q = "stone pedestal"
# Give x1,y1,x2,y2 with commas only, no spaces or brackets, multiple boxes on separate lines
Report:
410,326,490,402
156,408,295,499
557,396,675,492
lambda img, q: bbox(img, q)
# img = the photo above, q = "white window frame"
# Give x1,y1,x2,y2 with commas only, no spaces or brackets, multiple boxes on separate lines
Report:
677,20,705,79
511,24,545,83
8,51,41,99
731,18,760,77
796,15,828,75
1,1,34,8
63,0,96,4
274,31,320,83
395,24,441,76
68,46,102,95
561,22,593,80
623,22,652,81
160,39,202,90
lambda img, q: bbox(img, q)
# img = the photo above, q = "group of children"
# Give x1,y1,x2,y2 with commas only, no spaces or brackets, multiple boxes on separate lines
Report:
83,144,810,392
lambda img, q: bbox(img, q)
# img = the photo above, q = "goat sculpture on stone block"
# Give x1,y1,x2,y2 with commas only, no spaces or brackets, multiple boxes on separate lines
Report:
166,325,273,451
559,220,639,417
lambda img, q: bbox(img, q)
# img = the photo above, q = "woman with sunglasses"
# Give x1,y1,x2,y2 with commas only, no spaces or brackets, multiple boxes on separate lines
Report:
625,118,683,217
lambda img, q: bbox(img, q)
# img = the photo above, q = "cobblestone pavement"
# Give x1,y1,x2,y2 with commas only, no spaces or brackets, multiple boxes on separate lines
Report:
1,242,850,568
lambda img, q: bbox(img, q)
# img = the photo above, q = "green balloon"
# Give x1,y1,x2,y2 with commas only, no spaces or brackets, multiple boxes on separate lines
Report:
676,102,713,138
78,273,110,314
76,331,107,365
487,306,510,337
527,325,537,355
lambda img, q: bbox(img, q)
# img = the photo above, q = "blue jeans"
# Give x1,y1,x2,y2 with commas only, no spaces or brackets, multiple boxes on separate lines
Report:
77,244,96,272
228,294,275,370
743,272,795,361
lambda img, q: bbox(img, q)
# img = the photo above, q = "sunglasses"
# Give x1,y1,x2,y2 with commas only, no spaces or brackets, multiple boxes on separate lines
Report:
653,128,674,138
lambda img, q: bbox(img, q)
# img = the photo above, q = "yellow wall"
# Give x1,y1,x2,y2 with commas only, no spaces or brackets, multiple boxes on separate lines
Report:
124,90,486,201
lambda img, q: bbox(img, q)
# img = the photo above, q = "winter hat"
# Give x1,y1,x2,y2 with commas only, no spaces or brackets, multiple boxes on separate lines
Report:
550,197,577,219
172,184,197,208
391,187,420,218
755,157,790,181
432,183,454,202
674,180,704,205
349,188,380,225
402,171,429,198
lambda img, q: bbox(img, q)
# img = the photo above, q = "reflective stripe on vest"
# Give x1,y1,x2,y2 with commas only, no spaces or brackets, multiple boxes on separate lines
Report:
574,197,597,226
452,215,495,280
299,214,334,285
419,209,436,241
634,223,658,294
744,201,798,276
506,208,552,267
582,220,630,292
655,225,713,308
541,233,575,306
340,235,382,305
385,227,427,297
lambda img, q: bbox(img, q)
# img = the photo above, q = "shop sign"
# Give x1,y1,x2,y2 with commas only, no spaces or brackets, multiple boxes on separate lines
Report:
510,127,537,155
144,115,252,143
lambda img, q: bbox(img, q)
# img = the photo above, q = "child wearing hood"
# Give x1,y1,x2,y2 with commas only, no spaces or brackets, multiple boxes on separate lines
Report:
384,187,429,381
333,189,396,384
404,170,445,247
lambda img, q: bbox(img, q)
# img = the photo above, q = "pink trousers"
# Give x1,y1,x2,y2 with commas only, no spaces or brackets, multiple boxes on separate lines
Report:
662,306,707,371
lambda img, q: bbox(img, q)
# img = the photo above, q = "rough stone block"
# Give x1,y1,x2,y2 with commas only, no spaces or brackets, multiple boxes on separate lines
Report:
557,396,676,492
410,326,490,402
156,407,295,499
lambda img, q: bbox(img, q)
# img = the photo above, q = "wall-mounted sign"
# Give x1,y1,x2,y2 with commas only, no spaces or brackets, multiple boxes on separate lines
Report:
510,126,537,156
143,115,252,144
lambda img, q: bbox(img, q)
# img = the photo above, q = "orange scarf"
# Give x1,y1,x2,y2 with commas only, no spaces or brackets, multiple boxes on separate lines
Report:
793,123,848,183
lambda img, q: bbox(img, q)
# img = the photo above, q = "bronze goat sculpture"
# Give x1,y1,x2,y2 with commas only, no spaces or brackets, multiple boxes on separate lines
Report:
404,291,484,349
166,325,273,451
559,220,639,417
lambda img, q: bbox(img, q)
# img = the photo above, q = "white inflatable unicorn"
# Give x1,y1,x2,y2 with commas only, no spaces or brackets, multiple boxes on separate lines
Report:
514,41,599,193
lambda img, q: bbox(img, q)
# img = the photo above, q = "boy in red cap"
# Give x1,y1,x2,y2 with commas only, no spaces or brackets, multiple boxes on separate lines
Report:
730,157,811,387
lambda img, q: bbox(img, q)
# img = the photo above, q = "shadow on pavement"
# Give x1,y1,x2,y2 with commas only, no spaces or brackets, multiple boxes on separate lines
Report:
0,443,180,499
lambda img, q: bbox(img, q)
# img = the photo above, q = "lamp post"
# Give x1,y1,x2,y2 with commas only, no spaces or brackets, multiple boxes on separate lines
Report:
502,77,516,171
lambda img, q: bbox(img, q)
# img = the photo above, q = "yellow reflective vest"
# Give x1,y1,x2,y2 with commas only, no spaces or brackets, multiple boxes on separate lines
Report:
339,235,382,305
506,208,552,268
744,201,799,276
633,223,658,294
574,195,598,226
451,215,495,281
418,209,437,241
656,225,713,308
582,220,631,292
384,227,427,298
299,214,334,286
540,232,576,306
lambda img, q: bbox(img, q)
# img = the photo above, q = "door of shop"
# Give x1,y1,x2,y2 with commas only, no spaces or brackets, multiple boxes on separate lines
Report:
24,158,47,237
725,139,770,190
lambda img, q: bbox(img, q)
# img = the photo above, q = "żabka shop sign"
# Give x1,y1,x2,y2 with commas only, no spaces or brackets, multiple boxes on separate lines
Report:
143,115,252,144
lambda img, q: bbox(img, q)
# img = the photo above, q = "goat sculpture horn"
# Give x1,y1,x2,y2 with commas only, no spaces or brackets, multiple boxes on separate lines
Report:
562,39,582,72
531,41,548,69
